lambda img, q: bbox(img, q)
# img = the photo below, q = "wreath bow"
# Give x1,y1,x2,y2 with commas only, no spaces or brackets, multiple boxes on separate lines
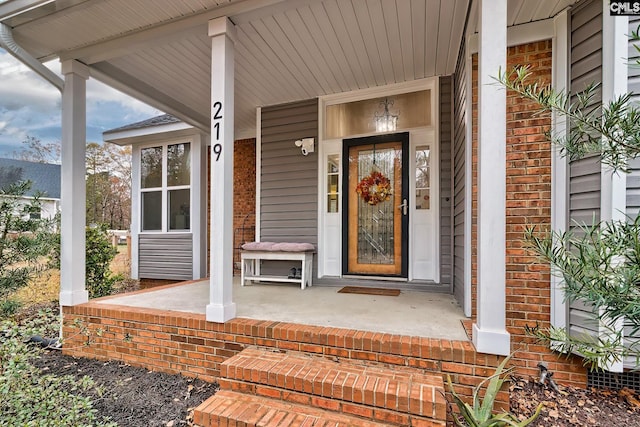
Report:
355,170,392,205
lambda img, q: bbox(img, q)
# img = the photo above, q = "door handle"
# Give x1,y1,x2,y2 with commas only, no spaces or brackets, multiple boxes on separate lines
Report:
398,198,408,216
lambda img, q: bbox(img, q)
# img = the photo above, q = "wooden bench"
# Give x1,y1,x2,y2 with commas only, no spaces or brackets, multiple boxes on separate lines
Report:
240,242,314,289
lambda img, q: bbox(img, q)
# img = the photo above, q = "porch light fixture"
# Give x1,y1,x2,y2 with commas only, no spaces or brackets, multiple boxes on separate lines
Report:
374,97,399,133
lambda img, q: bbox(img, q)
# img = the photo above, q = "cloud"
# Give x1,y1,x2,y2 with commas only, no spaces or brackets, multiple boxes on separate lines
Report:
0,49,160,156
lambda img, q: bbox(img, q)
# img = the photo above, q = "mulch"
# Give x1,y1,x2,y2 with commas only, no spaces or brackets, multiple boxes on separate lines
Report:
33,348,640,426
34,350,217,427
510,376,640,426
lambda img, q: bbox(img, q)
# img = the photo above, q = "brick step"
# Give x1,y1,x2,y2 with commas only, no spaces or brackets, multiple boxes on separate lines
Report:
194,390,394,427
214,347,446,426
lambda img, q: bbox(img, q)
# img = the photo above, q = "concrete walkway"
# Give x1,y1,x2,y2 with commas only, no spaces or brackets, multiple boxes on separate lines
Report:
100,278,469,341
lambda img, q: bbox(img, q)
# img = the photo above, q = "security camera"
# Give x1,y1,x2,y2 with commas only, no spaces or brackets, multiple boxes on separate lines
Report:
295,138,315,156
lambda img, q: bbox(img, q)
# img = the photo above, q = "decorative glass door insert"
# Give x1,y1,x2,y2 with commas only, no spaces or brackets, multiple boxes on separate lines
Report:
343,133,409,277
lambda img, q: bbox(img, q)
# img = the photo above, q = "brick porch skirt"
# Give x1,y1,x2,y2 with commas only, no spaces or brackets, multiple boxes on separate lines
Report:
62,302,511,411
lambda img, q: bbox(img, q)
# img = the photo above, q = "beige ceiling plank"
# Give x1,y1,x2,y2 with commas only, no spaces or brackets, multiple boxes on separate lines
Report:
323,0,368,90
235,47,287,102
381,0,405,83
410,0,426,80
397,0,415,82
323,0,373,93
59,0,287,64
424,0,440,77
367,0,395,84
246,21,310,96
351,0,385,86
507,0,524,27
445,0,469,76
435,0,455,76
309,1,359,91
274,11,336,94
512,0,540,26
236,23,302,100
256,15,322,97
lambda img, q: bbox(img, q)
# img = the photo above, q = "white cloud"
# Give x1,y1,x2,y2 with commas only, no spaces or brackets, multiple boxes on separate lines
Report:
0,49,161,156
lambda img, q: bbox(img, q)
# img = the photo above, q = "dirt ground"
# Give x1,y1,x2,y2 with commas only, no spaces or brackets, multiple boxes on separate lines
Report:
31,348,640,426
509,376,640,426
34,350,217,427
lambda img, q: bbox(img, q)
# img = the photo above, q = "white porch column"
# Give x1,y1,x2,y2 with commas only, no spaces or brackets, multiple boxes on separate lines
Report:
59,60,89,306
206,17,236,322
472,0,510,356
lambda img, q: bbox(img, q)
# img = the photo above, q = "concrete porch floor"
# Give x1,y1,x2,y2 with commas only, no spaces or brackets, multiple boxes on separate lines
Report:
99,277,469,341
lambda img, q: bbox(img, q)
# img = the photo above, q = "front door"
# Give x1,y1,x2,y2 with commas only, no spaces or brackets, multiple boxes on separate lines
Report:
342,133,409,277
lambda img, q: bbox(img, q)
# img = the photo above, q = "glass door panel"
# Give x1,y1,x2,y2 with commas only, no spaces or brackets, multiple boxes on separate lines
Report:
343,133,409,277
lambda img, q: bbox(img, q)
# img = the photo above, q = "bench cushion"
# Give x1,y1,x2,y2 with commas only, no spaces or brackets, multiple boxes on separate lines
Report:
241,241,315,252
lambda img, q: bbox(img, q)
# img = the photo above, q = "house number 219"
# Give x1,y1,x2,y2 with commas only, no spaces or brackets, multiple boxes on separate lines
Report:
212,101,223,161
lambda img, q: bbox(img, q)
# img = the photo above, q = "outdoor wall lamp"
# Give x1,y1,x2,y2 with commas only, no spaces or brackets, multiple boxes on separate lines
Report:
295,138,315,156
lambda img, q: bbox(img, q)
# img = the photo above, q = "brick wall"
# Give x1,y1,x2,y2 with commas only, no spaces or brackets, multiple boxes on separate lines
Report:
62,298,508,410
206,139,256,272
472,41,587,386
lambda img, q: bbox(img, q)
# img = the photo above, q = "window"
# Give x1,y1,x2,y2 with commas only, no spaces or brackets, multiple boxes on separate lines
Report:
140,142,191,231
415,146,430,210
327,154,339,213
28,206,41,220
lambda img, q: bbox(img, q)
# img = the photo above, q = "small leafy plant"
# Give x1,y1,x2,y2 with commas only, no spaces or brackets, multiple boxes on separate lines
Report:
447,355,542,427
0,310,116,426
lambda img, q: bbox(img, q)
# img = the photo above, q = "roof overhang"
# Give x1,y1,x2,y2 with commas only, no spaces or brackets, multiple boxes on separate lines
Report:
1,0,577,137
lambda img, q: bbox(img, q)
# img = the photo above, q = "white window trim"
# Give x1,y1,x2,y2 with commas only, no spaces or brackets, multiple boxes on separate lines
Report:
138,140,193,233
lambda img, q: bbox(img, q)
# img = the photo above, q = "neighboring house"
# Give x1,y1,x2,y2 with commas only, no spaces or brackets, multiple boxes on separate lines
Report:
3,0,640,415
0,158,61,221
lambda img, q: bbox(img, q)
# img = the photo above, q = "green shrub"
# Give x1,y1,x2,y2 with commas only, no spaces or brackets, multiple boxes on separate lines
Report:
86,224,120,298
48,224,121,299
447,355,542,427
0,299,21,318
0,310,116,426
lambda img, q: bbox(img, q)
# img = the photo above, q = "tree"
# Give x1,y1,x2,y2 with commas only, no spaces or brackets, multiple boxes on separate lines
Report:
496,27,640,370
0,181,56,316
12,136,61,164
86,142,131,230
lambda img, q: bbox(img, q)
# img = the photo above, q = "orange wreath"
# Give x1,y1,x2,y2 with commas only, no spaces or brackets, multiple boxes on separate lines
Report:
355,170,392,205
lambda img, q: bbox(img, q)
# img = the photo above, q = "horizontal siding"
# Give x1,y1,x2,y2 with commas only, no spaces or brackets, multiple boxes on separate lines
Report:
139,234,193,280
568,0,602,346
452,39,467,307
260,99,318,276
440,76,453,288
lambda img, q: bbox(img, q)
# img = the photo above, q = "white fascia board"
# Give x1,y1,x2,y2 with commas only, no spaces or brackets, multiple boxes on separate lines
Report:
104,122,194,145
468,18,555,53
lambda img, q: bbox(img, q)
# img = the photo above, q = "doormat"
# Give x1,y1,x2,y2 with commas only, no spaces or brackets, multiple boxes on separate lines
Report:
337,286,401,296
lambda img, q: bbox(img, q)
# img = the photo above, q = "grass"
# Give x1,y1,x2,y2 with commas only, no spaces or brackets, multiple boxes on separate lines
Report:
10,244,132,308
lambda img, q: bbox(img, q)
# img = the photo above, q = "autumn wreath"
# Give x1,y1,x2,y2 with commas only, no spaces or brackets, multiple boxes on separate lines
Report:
355,170,392,205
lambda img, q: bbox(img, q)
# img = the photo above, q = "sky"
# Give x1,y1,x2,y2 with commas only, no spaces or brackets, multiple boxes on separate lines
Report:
0,47,161,158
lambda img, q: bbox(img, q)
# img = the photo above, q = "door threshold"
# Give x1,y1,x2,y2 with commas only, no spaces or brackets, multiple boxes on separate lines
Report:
342,275,407,282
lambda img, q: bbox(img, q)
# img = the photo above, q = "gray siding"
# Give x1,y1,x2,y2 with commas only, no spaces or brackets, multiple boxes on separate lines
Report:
260,99,318,276
139,234,193,280
439,76,453,289
628,17,640,218
569,0,602,227
568,0,603,343
452,40,467,307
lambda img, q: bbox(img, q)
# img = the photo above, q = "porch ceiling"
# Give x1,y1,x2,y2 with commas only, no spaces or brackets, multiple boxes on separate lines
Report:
2,0,576,136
